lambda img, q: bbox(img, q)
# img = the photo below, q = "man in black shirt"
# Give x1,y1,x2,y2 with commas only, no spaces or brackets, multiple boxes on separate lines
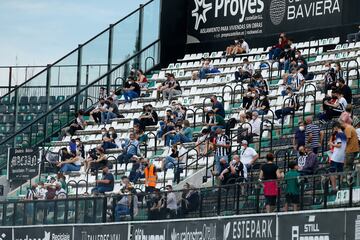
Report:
123,76,141,103
161,73,182,101
338,78,352,104
219,155,244,185
101,97,119,124
275,87,299,123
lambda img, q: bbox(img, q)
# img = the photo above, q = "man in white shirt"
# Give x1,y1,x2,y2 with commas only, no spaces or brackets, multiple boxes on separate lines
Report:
239,140,259,175
165,185,177,218
249,111,262,136
235,58,254,82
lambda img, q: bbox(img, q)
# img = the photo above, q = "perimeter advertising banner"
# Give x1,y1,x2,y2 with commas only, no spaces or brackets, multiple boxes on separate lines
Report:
187,0,343,43
0,228,12,240
74,224,128,240
13,226,73,240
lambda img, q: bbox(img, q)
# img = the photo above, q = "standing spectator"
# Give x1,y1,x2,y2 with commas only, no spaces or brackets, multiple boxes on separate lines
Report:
101,97,120,124
160,73,182,100
275,87,299,123
248,111,261,136
298,145,318,175
179,183,199,216
324,62,336,91
293,121,306,154
339,104,353,125
219,155,245,185
123,76,141,103
214,128,230,175
211,95,225,118
284,161,300,212
164,185,177,218
337,78,352,104
239,140,259,171
305,117,324,154
90,98,107,124
144,159,158,192
341,120,359,171
115,184,138,221
329,122,347,191
136,69,148,89
91,166,114,194
260,153,282,213
290,67,305,92
117,133,139,164
234,58,254,82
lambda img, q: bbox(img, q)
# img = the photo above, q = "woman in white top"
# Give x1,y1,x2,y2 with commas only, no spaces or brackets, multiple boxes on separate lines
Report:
57,150,82,172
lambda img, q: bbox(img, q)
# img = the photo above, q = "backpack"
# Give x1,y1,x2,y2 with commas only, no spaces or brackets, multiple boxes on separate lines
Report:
225,118,237,137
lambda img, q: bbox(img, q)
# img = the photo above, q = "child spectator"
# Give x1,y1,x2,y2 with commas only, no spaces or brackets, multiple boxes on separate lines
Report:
284,161,300,212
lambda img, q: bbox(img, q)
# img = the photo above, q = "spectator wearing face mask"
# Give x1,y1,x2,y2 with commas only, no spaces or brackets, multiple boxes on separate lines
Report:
213,128,230,175
324,62,337,91
279,43,295,73
305,117,323,154
117,133,140,165
248,111,261,136
91,166,114,194
297,146,318,175
269,33,288,60
293,121,306,154
123,76,141,103
99,87,107,99
144,159,158,193
319,89,347,123
334,62,343,80
102,127,118,151
206,110,225,133
136,69,148,89
101,97,120,124
134,104,158,129
290,67,305,92
210,95,225,118
219,155,245,185
242,84,259,110
253,94,270,115
234,58,254,82
90,98,107,124
252,72,269,96
226,38,249,56
239,140,259,172
337,78,352,104
57,149,82,173
275,87,299,124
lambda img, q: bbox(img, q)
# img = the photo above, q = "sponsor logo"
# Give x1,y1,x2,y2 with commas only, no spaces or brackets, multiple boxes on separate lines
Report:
15,231,70,240
81,231,122,240
269,0,286,25
354,215,360,240
0,233,7,240
192,0,213,30
134,229,166,240
223,219,273,239
170,223,217,240
291,215,329,240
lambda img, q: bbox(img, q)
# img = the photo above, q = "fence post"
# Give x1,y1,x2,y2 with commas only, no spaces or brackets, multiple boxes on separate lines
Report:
236,184,240,215
217,186,221,216
13,86,19,144
256,186,260,213
300,179,304,210
44,64,51,140
349,176,353,208
323,179,329,209
75,46,83,112
136,4,144,70
8,67,12,92
107,24,114,93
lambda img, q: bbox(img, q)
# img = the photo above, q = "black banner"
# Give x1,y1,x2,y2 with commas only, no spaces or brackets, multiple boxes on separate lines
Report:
13,226,72,240
132,222,167,240
7,147,39,181
74,224,128,240
187,0,344,43
278,211,345,240
345,209,360,240
0,228,12,240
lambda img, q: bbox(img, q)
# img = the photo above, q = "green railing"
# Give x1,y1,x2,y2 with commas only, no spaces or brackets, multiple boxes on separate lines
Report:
0,39,160,173
0,0,161,143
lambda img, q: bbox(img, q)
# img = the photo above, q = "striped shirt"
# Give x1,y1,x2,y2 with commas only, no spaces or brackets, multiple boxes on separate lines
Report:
333,97,347,112
291,73,304,90
286,94,299,110
305,124,321,149
215,135,230,157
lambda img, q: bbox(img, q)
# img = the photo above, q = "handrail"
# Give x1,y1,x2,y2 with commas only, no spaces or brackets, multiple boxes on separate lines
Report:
0,39,160,147
0,0,155,103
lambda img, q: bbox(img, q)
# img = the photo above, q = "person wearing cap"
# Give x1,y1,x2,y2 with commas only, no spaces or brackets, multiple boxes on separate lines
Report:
214,128,230,175
239,140,258,172
91,166,114,194
123,76,141,103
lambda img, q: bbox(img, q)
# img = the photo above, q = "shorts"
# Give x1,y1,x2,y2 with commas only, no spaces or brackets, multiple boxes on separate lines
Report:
265,196,277,206
286,194,300,204
345,152,357,171
329,161,344,173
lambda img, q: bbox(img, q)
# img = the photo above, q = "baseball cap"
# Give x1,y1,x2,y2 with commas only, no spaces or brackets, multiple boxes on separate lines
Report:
241,140,248,145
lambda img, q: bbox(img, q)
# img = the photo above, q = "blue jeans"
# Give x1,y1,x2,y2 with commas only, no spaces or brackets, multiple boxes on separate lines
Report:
269,48,282,60
255,109,268,115
164,156,177,170
214,155,228,174
102,142,117,150
115,204,130,221
60,164,80,172
199,68,211,79
275,107,293,120
101,112,117,124
284,60,291,73
91,185,113,194
211,125,224,132
166,134,192,147
124,90,139,102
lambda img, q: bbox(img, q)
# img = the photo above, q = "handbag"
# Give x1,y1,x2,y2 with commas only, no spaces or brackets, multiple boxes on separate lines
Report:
263,180,279,197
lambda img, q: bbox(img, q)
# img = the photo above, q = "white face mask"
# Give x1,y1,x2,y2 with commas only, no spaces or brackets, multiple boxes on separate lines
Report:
336,83,340,87
299,126,305,131
252,116,257,120
260,96,265,100
101,131,106,135
288,93,292,96
280,59,285,63
232,160,236,165
109,131,114,134
241,146,245,151
295,54,299,58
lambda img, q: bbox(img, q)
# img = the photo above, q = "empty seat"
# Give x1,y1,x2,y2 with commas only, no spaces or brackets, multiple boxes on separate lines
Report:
29,96,38,105
19,96,29,106
38,96,47,104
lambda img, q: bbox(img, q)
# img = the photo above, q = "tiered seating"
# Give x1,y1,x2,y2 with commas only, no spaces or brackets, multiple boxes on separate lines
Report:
8,36,360,203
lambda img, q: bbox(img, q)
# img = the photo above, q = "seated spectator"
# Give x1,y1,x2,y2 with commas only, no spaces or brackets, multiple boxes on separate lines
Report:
226,37,249,56
329,122,347,191
297,58,310,80
347,25,360,42
90,98,107,124
196,128,210,156
211,157,229,178
293,121,306,154
214,128,230,175
324,62,337,91
252,72,269,95
284,161,300,212
259,153,282,213
108,89,117,102
248,111,261,136
242,84,258,110
128,157,146,183
171,101,187,122
63,109,87,136
57,150,82,173
319,89,347,123
206,110,225,132
253,94,270,115
275,87,299,123
235,58,254,82
55,183,67,199
84,146,108,173
334,62,343,79
337,78,352,104
162,145,180,171
115,184,138,221
179,183,199,216
219,155,245,185
56,173,67,190
164,121,193,147
91,166,114,194
101,97,120,124
290,50,307,71
158,73,182,101
134,104,158,129
198,58,220,79
56,148,74,171
290,67,305,92
102,127,118,151
269,33,288,60
164,185,178,218
297,145,318,175
279,44,295,73
211,95,225,118
133,123,148,144
136,69,148,89
123,76,141,103
117,133,139,164
239,140,258,172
